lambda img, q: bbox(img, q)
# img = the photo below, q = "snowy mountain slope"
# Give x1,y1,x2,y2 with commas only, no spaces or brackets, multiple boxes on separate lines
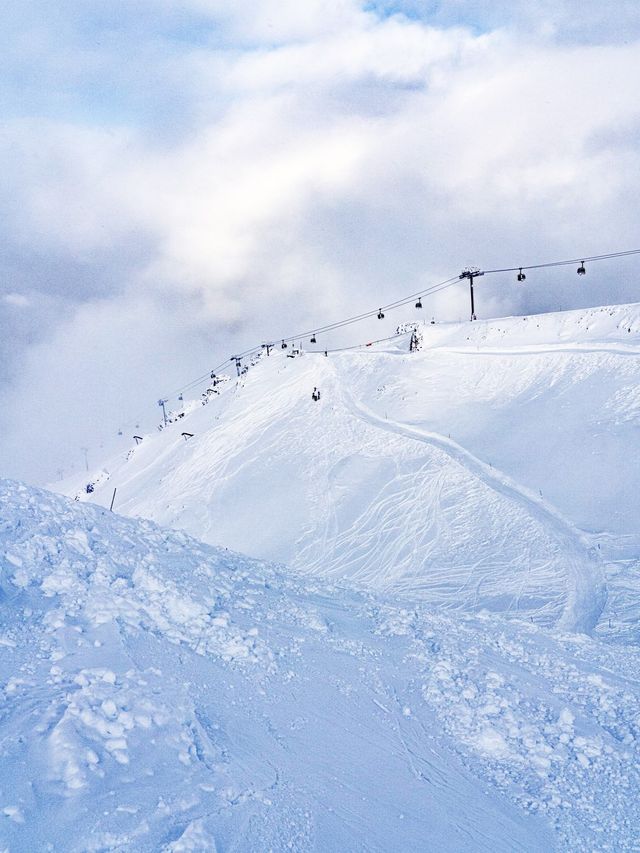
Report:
69,351,596,628
3,480,640,851
352,303,640,537
64,303,640,632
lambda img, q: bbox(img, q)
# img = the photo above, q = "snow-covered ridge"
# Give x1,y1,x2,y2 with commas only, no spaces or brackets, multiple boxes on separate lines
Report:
420,301,640,350
61,303,640,638
2,479,640,850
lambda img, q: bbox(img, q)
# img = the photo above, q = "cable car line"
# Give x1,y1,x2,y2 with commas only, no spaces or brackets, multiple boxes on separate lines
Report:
164,273,462,398
162,357,233,400
315,332,405,356
267,274,461,349
483,247,640,275
160,246,640,404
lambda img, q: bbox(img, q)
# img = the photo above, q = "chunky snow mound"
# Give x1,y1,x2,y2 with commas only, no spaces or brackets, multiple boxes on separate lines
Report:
2,480,640,851
64,303,640,632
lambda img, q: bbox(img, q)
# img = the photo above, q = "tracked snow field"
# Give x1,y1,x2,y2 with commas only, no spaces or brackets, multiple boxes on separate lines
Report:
2,480,640,851
62,303,640,633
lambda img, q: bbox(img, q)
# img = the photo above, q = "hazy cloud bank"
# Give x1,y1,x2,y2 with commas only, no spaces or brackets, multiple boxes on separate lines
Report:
1,0,639,482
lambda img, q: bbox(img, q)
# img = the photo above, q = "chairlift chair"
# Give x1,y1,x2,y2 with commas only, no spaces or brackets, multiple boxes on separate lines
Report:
415,298,422,309
577,262,586,276
377,310,385,319
310,334,317,343
517,268,526,282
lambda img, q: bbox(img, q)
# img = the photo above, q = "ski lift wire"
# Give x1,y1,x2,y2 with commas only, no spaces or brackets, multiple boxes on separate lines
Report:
174,273,462,390
483,247,640,276
161,246,640,402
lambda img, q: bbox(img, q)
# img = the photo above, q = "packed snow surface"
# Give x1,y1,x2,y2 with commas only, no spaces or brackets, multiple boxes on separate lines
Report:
67,303,640,636
3,480,640,851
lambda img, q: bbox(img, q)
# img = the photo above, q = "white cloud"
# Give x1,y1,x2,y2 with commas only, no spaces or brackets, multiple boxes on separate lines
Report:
179,0,367,42
1,2,640,483
2,293,31,308
222,17,482,92
0,121,140,255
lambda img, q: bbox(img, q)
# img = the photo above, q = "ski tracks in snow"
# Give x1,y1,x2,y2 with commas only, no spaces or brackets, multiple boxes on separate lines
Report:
344,393,607,635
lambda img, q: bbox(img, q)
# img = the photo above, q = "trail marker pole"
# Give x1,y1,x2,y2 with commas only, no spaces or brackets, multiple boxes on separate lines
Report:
109,487,117,512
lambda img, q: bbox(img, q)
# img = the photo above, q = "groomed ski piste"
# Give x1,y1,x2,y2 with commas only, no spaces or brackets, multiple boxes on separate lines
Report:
1,302,639,850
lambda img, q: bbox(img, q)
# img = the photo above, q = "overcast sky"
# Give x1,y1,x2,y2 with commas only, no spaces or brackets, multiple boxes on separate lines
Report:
2,0,640,485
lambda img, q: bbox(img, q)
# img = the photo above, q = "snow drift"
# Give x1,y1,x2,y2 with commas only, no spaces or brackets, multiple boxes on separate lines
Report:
2,480,640,851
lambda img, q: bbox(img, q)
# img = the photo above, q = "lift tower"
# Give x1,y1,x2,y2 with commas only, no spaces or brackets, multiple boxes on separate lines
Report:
459,268,484,321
